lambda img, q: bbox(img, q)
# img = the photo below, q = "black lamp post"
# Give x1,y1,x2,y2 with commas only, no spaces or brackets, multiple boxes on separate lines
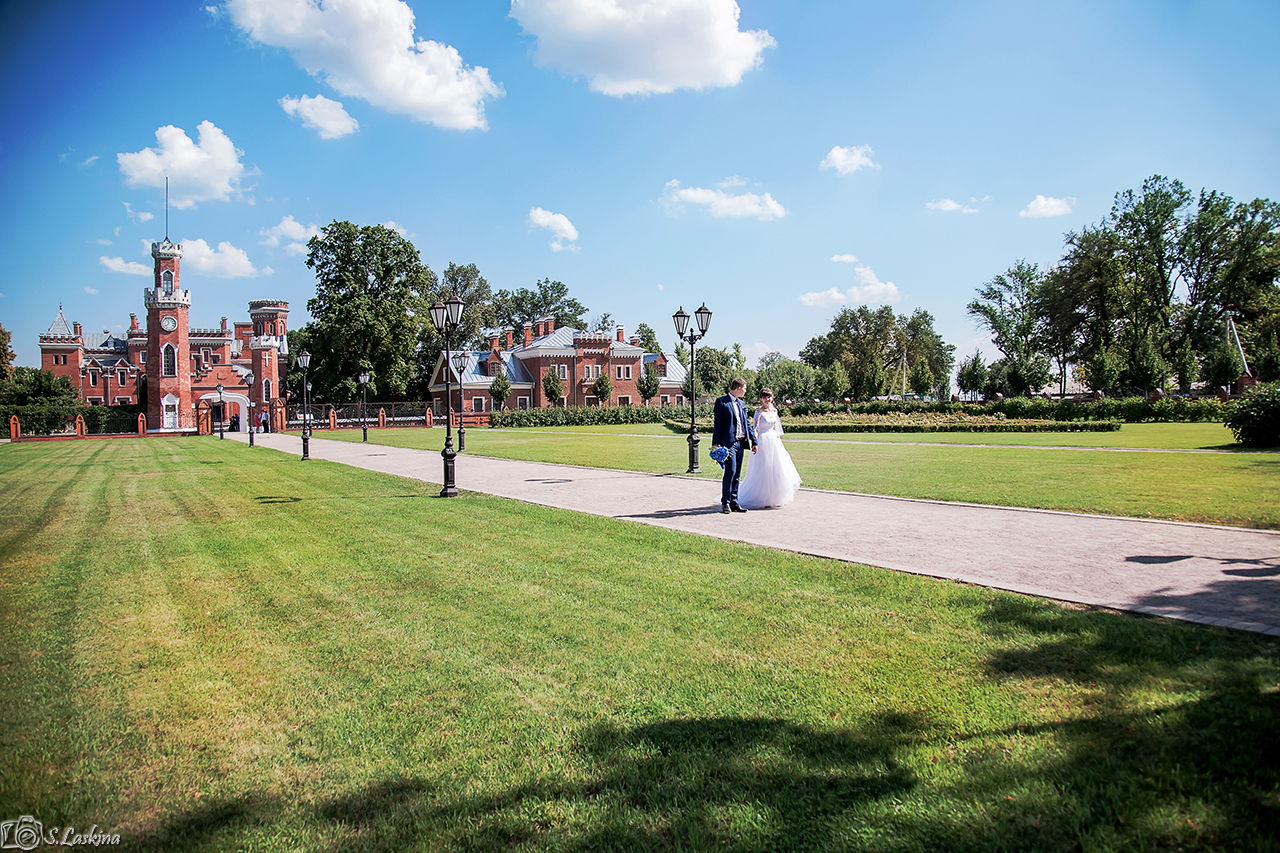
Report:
297,349,311,461
452,349,469,452
429,295,466,497
359,370,371,442
673,303,712,473
245,370,255,447
217,383,225,440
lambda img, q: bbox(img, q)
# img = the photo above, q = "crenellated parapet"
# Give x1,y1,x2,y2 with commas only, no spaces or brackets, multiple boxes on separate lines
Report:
249,334,287,351
143,287,192,308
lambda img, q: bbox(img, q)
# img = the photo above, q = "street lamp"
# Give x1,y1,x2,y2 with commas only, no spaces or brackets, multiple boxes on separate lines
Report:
217,383,225,440
428,294,466,497
245,370,255,447
297,349,311,461
673,303,712,473
359,370,371,442
452,349,469,452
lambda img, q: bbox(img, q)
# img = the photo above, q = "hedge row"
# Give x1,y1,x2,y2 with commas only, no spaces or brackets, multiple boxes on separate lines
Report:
489,404,681,428
783,420,1122,434
781,396,1225,423
2,403,146,436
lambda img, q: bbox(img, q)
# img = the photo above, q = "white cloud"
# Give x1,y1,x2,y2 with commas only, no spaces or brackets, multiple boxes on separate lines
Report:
83,286,99,295
926,198,978,214
92,239,112,246
510,0,775,97
830,253,857,263
528,206,580,252
225,0,503,131
1020,195,1075,218
180,237,263,278
718,175,746,188
663,179,787,221
819,144,877,176
656,283,664,290
117,121,249,208
123,202,154,223
81,155,99,167
99,256,151,275
380,220,407,235
280,94,360,139
798,264,900,306
259,215,320,256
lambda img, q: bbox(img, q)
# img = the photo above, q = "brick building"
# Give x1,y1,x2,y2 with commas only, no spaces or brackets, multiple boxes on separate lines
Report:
37,239,288,432
429,317,688,413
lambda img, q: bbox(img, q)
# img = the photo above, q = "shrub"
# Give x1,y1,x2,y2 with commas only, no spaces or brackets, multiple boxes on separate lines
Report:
1224,381,1280,447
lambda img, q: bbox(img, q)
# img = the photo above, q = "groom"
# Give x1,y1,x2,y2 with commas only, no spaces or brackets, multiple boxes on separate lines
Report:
712,377,757,514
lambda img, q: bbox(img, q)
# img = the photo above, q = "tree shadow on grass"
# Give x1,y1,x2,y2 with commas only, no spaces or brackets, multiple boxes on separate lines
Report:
971,596,1280,850
126,601,1280,852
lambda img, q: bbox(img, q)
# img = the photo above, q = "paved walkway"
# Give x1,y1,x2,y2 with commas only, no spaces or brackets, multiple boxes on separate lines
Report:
235,431,1280,636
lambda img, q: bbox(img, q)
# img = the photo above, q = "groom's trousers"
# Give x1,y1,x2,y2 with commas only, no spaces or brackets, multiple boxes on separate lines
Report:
721,438,747,507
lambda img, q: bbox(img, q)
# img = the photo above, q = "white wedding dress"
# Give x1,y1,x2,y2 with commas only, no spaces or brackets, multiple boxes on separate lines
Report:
737,408,802,509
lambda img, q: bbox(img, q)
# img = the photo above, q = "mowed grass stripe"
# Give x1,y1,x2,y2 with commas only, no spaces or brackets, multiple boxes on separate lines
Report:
0,438,1277,852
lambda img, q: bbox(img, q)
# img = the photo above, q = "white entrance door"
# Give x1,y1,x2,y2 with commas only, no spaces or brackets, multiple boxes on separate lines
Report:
163,404,178,429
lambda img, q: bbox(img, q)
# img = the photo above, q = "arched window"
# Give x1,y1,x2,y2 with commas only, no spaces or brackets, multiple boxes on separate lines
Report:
255,321,262,336
263,378,271,402
162,344,176,377
162,270,174,295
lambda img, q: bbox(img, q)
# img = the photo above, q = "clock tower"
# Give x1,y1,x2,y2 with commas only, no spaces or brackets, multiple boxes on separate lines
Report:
145,239,193,430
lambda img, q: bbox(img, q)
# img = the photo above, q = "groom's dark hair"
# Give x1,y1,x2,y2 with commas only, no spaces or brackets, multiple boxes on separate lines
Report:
729,377,747,391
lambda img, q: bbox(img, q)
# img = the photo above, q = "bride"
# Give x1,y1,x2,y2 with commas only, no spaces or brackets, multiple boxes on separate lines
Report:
737,388,802,509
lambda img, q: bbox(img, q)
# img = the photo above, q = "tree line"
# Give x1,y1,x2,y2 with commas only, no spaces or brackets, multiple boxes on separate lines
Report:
960,175,1280,399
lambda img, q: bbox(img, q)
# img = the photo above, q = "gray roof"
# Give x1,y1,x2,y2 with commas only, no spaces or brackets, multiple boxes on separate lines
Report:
447,350,534,387
46,307,73,336
83,332,127,352
645,352,687,385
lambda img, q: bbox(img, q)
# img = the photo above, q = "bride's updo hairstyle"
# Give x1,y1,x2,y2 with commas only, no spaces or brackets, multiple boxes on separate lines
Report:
759,388,774,401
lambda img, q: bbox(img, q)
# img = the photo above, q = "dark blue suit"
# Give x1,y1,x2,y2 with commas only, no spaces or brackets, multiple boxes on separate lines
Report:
713,393,757,507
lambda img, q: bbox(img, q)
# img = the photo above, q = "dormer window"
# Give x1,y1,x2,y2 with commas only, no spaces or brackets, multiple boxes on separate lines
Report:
162,270,174,296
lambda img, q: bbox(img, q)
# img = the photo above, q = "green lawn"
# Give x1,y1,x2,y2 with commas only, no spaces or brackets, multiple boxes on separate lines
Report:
1,438,1277,852
316,423,1280,528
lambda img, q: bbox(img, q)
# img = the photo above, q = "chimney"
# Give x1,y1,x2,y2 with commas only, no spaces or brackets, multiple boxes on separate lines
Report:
616,324,625,343
489,333,500,351
523,322,533,347
221,317,228,330
548,316,557,332
504,327,514,350
73,322,82,337
130,313,139,331
629,334,640,347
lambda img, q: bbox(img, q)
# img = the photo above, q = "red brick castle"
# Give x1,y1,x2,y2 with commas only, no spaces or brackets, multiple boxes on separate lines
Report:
38,239,288,432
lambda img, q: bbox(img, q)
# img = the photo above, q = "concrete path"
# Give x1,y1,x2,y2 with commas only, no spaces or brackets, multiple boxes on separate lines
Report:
235,431,1280,636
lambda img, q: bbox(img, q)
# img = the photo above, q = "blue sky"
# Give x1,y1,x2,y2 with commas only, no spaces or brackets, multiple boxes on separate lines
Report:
2,0,1278,376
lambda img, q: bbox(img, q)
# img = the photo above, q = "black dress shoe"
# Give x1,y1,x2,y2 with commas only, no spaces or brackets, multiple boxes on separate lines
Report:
730,502,748,513
721,504,732,514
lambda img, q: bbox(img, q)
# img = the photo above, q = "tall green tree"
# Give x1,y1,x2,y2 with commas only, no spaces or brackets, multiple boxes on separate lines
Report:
1111,175,1192,336
303,221,435,402
591,371,612,404
754,353,816,403
693,346,733,397
542,367,563,404
493,278,588,333
967,261,1052,396
413,261,496,396
827,305,897,400
489,368,511,410
637,363,661,404
635,323,661,354
0,323,14,383
956,351,987,401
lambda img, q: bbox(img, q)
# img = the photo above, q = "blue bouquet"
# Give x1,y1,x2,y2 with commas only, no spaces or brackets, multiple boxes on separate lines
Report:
709,445,731,468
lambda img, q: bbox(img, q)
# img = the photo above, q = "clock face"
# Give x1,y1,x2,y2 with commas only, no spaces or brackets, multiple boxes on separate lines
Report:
160,316,177,332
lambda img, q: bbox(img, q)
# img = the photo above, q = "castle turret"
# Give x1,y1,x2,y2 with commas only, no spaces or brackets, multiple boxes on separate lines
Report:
145,239,193,430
